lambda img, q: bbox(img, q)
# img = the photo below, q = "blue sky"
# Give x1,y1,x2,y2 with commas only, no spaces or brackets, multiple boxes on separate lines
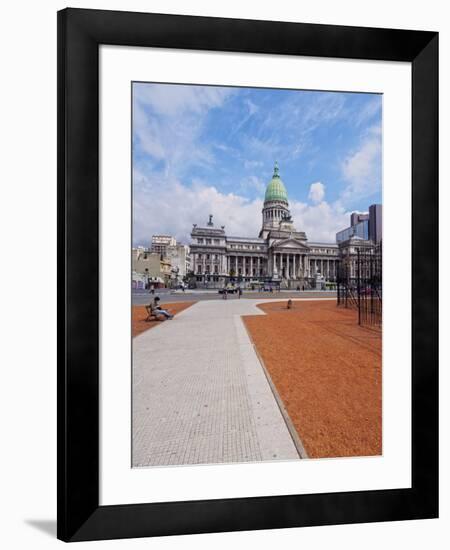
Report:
132,82,382,246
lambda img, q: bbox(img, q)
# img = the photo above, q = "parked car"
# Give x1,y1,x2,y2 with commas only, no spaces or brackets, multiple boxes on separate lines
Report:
218,286,237,294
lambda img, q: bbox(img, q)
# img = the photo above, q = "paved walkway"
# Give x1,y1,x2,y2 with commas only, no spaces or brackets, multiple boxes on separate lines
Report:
133,299,328,467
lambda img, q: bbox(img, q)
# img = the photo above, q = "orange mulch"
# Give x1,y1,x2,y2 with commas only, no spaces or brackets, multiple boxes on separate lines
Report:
243,300,381,459
132,302,195,338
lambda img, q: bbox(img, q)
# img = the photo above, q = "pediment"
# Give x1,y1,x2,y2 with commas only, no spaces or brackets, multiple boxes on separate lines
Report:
271,238,310,250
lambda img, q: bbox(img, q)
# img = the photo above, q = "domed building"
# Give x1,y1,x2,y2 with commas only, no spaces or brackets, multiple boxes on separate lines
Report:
189,163,340,289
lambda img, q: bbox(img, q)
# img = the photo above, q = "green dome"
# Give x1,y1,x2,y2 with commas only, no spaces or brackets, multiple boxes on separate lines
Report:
264,162,288,203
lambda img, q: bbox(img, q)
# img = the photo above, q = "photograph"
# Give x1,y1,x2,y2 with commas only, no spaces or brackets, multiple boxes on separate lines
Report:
131,82,383,467
0,0,443,544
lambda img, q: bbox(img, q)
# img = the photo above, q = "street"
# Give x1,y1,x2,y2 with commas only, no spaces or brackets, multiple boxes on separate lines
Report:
132,288,337,305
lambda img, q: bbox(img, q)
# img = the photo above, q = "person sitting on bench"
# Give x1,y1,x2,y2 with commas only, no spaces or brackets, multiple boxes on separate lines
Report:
147,296,173,320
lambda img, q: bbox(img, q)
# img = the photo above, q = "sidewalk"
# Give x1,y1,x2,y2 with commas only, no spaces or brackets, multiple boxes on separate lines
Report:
132,299,310,467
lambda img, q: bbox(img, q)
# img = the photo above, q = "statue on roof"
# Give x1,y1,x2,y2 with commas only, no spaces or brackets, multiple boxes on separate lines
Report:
207,214,213,226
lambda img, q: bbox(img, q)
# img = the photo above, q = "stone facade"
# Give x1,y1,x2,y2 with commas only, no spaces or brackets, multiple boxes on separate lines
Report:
189,164,340,289
132,247,171,287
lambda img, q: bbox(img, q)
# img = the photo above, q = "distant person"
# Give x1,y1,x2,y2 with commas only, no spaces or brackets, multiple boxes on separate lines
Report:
150,296,173,320
222,287,228,300
238,287,243,299
149,284,155,295
269,286,273,293
296,285,300,291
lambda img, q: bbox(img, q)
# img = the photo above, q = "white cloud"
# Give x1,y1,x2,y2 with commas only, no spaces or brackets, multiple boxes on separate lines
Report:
353,96,382,127
308,181,325,204
133,83,232,118
133,172,263,246
133,171,348,247
340,125,381,205
290,200,348,242
133,84,234,178
239,175,265,194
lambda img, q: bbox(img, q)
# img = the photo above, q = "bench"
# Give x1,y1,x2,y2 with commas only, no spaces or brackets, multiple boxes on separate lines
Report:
145,305,165,322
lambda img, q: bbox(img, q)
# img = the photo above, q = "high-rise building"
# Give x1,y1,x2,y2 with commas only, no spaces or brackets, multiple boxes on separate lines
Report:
369,204,382,244
350,212,369,227
336,204,382,245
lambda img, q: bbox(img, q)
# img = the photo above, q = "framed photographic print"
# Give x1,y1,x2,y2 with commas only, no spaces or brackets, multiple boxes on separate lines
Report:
57,8,438,542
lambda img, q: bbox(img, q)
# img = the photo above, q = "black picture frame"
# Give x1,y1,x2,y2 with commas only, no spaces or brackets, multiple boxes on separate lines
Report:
57,8,438,542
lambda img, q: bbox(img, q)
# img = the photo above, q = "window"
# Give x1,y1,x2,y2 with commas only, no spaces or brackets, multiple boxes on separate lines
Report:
197,238,203,244
197,265,202,273
198,253,202,259
206,239,212,245
206,254,210,260
214,239,220,244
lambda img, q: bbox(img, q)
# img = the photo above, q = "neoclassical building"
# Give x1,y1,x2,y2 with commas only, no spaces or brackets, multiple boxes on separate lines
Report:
189,163,340,289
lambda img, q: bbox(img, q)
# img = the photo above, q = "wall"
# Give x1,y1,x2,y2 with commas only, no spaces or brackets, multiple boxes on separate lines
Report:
0,1,447,549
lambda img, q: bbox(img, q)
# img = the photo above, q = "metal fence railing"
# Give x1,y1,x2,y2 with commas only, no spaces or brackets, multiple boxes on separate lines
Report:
337,246,382,328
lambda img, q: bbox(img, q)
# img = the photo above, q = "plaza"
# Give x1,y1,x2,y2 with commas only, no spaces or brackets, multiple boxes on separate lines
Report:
132,298,304,467
132,296,381,467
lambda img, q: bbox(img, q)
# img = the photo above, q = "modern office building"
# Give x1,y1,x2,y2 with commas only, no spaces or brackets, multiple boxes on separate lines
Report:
335,203,382,280
350,212,369,227
336,204,382,245
369,204,382,244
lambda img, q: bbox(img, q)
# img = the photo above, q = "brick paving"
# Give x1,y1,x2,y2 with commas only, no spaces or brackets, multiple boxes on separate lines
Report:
132,299,309,467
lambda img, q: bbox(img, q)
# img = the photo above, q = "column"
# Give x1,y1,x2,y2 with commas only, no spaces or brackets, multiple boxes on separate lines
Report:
250,256,253,277
293,254,296,280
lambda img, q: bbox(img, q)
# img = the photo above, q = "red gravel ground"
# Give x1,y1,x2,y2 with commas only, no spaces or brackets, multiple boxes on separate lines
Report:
132,302,195,338
243,300,381,459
